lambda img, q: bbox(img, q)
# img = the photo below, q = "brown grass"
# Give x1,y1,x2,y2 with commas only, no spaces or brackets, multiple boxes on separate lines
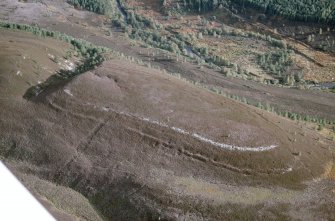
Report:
323,162,335,180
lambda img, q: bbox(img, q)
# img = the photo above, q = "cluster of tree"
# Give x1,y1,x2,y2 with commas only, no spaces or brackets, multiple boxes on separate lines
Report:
127,24,232,71
1,22,62,38
66,0,173,51
217,88,335,125
65,0,236,73
194,80,335,125
192,46,232,67
66,0,114,15
1,22,111,99
232,0,335,23
176,0,335,23
0,22,108,70
126,11,159,29
129,29,184,54
200,27,287,49
65,0,299,86
177,0,223,12
258,50,292,76
70,38,107,67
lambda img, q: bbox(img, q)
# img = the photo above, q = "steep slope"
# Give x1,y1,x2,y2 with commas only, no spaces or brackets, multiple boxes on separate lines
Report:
0,29,104,220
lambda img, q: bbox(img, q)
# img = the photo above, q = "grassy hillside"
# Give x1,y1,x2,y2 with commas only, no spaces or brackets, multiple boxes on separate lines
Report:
1,27,334,219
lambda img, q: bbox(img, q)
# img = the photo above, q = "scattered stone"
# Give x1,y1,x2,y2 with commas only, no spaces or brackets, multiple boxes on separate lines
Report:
292,151,301,156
